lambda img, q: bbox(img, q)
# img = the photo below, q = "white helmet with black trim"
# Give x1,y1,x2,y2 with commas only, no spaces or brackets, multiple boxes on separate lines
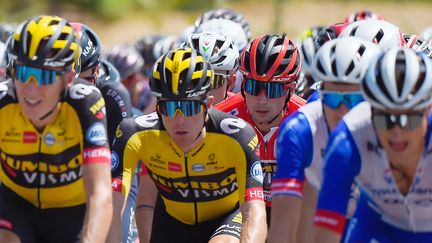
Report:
194,18,248,52
362,47,432,110
339,19,404,51
312,37,382,84
186,31,239,76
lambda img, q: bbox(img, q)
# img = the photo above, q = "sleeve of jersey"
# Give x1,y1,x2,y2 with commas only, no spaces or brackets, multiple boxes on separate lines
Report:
235,122,265,203
110,118,141,197
99,82,133,147
314,121,361,234
272,112,313,198
69,83,111,165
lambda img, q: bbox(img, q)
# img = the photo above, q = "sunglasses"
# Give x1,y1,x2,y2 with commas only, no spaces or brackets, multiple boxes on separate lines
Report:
213,74,229,89
157,100,206,117
243,78,286,99
13,64,68,86
321,91,364,109
372,112,425,131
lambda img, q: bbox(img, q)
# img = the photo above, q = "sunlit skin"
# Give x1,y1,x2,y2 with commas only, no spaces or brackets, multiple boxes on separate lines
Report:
210,80,228,104
373,108,429,195
244,88,288,135
14,68,74,131
160,96,214,153
321,82,361,130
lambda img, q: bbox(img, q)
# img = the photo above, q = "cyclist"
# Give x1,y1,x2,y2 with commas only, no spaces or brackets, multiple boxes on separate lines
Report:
215,33,305,224
0,15,112,243
314,47,432,243
269,37,382,243
71,22,133,146
111,47,266,243
186,31,239,103
71,21,137,243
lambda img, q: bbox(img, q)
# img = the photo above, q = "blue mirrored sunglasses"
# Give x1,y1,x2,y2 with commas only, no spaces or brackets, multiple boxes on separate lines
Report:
244,78,286,99
321,91,364,109
13,64,67,86
157,100,205,117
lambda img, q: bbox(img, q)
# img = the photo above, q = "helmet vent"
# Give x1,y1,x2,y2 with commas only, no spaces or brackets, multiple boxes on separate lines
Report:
373,29,385,44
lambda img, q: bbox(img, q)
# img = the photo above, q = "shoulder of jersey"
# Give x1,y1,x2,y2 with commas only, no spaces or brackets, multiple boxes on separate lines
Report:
0,80,17,108
208,108,255,136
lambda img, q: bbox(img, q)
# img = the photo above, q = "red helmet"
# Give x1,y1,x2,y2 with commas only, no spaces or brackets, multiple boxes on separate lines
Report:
239,34,301,84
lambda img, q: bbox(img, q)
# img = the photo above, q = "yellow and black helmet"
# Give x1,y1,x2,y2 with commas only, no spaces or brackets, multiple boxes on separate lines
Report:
150,47,213,99
8,15,80,68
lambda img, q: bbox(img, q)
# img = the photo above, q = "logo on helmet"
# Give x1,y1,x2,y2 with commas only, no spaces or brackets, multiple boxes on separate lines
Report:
82,40,94,57
173,61,179,73
43,60,67,67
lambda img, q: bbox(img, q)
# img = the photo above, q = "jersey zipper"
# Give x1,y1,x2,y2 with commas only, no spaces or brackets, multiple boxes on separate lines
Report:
184,153,198,224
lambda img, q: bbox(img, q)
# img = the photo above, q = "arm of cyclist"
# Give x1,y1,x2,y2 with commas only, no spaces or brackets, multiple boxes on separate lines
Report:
239,128,267,242
268,112,314,243
107,119,143,243
135,169,158,243
81,163,113,243
313,122,360,243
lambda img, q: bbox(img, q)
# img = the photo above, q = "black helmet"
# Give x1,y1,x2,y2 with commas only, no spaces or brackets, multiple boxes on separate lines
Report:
70,22,102,72
96,59,121,86
104,44,144,80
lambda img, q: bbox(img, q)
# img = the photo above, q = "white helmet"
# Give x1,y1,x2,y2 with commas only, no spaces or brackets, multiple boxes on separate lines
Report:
403,33,432,57
362,47,432,110
339,19,404,51
152,35,179,60
421,26,432,42
312,37,382,84
186,31,239,76
298,37,318,77
194,18,248,52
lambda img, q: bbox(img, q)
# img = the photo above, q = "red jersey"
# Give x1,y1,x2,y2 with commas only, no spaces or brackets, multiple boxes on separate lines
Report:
214,93,305,207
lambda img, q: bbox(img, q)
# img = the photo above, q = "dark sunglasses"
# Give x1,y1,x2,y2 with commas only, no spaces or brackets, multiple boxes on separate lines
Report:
243,78,286,99
157,100,206,117
372,112,426,131
13,64,67,86
321,91,364,109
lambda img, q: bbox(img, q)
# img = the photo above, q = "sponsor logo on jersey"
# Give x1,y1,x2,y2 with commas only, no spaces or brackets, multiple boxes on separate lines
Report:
111,151,119,171
115,126,123,138
23,131,38,144
85,122,107,145
89,97,105,114
248,135,258,151
44,132,55,146
192,163,205,172
250,161,264,184
148,167,238,202
168,161,182,172
83,147,111,164
0,144,82,187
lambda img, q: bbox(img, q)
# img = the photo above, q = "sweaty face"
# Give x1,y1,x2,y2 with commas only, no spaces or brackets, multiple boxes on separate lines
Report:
160,97,213,152
15,75,65,128
374,108,428,160
244,90,287,125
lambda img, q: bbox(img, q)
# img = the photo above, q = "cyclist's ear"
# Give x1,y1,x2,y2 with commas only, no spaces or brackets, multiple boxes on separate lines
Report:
63,71,75,89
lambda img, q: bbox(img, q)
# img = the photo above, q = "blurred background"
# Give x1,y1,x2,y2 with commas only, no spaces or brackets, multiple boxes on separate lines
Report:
1,0,431,47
